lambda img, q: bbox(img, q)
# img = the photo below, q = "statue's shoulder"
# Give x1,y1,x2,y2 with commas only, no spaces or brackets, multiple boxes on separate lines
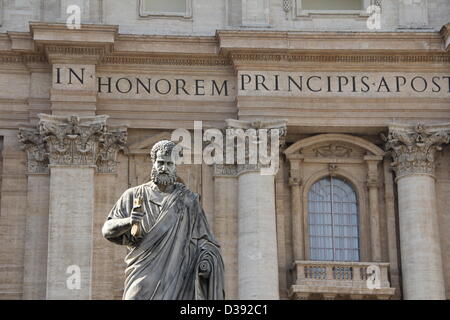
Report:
120,184,146,198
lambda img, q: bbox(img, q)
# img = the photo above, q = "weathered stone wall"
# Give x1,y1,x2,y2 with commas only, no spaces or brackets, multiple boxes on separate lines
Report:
1,1,450,34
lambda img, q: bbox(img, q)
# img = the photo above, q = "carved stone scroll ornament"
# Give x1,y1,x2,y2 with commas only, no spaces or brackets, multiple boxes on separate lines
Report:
383,124,450,179
97,128,128,173
328,163,338,176
18,127,49,174
313,144,352,158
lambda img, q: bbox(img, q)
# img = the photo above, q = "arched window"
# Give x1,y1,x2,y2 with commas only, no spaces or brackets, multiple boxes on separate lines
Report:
308,176,360,262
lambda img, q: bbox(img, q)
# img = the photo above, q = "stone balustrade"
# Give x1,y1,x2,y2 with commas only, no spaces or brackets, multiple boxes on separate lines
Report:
289,260,395,300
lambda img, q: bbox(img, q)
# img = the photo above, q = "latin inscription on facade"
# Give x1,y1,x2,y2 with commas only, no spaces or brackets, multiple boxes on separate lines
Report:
53,66,450,99
239,71,450,97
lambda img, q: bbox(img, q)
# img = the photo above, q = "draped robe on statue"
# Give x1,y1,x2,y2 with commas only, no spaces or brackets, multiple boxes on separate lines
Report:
106,181,225,300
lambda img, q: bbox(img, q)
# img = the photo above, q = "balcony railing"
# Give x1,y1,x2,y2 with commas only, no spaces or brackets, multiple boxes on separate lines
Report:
289,260,395,300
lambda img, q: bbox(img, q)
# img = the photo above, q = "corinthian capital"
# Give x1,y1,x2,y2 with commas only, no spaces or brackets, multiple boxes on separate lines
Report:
18,127,49,174
224,119,288,153
225,119,287,138
39,114,108,167
384,123,450,179
223,119,288,175
20,114,128,173
97,127,128,173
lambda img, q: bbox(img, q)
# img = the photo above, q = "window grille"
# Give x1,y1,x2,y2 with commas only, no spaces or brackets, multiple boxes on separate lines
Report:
308,176,360,262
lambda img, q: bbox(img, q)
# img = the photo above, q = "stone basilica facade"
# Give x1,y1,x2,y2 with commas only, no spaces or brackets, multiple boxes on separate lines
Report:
0,0,449,300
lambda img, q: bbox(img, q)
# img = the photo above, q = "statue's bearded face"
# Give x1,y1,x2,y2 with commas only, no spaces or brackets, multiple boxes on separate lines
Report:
151,152,177,186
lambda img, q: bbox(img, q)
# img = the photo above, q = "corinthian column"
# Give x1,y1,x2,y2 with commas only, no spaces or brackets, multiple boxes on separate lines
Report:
225,119,287,300
32,114,126,299
385,123,450,300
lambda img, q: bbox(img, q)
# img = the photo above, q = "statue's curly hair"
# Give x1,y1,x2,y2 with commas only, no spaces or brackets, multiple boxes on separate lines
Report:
150,140,176,161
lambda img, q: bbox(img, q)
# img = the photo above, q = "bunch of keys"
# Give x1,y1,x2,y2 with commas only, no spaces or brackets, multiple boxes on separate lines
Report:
131,196,143,237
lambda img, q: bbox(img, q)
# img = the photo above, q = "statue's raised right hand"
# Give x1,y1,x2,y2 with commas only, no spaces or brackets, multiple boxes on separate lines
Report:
131,197,144,224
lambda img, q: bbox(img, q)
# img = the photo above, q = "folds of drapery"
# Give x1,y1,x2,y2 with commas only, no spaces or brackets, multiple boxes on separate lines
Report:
104,182,225,300
194,240,225,300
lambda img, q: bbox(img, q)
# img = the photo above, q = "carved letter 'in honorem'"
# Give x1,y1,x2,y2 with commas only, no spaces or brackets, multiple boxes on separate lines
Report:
102,140,225,300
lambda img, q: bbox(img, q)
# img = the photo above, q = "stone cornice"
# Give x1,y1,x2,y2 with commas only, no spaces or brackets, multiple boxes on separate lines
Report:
30,22,118,44
0,23,449,67
7,32,34,52
0,54,25,64
115,34,218,55
229,52,450,64
43,45,109,64
2,51,450,67
218,30,443,39
30,22,118,64
217,30,445,54
100,54,231,66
